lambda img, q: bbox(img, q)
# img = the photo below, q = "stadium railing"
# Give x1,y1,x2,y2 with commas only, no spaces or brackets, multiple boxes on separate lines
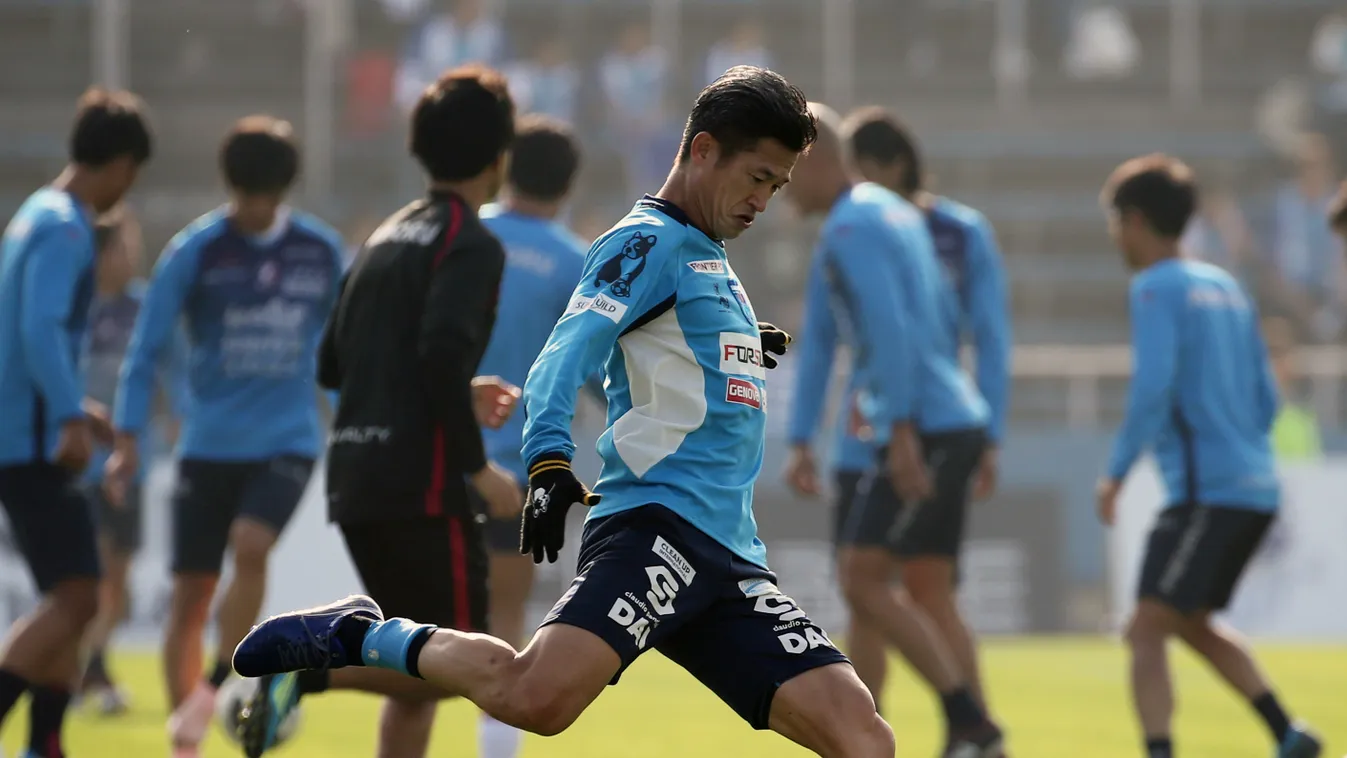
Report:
1012,344,1347,429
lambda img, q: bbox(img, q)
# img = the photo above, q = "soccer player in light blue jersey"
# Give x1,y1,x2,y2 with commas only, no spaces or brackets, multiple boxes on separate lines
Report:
0,87,152,758
107,116,344,758
475,115,589,758
784,103,1003,758
1096,155,1321,758
234,66,897,757
787,106,1012,739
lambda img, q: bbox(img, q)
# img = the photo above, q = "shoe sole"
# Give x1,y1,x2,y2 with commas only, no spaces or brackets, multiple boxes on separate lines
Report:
240,677,274,758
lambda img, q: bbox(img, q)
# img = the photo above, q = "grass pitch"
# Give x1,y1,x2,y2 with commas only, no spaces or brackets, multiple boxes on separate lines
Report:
2,638,1343,757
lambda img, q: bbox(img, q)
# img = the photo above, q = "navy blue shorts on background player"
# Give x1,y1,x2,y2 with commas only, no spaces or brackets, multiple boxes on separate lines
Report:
542,504,850,729
0,462,101,592
839,428,985,558
1137,504,1275,615
172,455,314,574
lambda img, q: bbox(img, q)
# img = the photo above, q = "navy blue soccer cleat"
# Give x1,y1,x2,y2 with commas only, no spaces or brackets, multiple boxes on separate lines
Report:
233,595,383,678
1277,723,1322,758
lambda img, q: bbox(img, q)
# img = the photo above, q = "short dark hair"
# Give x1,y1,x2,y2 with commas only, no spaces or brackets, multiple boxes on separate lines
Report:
678,66,816,162
844,107,923,194
1329,180,1347,230
69,87,153,167
410,65,515,182
220,115,300,194
507,115,580,202
1103,154,1197,239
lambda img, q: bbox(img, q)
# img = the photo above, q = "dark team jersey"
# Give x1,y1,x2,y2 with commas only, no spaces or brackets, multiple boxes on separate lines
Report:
321,190,505,523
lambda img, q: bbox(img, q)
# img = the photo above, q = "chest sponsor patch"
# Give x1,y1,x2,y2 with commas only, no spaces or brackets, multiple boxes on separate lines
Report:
687,259,725,274
719,332,767,380
726,377,763,410
563,292,629,324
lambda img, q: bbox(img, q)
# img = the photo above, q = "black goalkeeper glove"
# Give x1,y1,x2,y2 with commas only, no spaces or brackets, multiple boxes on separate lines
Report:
757,322,792,369
520,452,601,564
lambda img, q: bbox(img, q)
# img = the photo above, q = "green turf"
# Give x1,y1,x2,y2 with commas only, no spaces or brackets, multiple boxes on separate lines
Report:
2,638,1343,757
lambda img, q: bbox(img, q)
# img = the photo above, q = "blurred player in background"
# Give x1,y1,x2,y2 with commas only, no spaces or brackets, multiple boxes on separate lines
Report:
789,105,1011,721
106,115,345,758
235,66,899,758
76,211,189,715
784,102,1004,758
475,114,591,758
1094,155,1322,758
238,66,520,758
0,87,152,758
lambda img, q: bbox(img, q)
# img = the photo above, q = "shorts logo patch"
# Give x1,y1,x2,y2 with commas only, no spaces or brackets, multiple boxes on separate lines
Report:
563,293,628,324
687,259,725,274
719,332,766,380
651,536,696,585
726,377,763,410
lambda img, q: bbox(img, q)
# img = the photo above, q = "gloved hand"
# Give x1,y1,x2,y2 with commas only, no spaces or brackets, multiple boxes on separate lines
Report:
520,452,601,564
757,322,792,369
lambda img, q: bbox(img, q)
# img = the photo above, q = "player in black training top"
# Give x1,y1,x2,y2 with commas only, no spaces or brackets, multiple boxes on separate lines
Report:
237,65,521,758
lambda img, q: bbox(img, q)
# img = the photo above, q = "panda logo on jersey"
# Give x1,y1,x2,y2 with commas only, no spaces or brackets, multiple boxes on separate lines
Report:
593,231,657,298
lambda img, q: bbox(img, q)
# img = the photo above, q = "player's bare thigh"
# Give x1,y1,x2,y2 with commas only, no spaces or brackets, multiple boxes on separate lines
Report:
768,662,895,757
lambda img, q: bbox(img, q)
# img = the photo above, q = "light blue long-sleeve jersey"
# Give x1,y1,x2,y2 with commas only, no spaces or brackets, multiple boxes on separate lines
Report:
1107,259,1280,511
114,208,344,461
478,204,588,483
81,281,191,484
521,196,771,568
0,188,96,466
789,184,987,452
927,197,1012,443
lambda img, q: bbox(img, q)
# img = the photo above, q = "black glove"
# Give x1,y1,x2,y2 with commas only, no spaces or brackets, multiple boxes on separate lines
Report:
519,452,601,564
757,322,792,369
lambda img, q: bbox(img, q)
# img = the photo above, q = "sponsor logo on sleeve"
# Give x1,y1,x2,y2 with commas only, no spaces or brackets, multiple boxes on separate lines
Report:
562,293,629,324
719,332,767,380
687,259,725,274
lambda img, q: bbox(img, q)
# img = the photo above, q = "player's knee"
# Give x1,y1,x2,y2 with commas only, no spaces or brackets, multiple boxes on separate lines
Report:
50,578,100,629
1125,608,1170,648
843,712,896,758
899,560,954,609
229,520,277,573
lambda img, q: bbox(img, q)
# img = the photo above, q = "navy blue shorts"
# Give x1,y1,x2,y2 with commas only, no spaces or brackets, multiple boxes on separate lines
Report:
0,463,101,592
172,456,314,574
840,429,985,558
541,504,851,729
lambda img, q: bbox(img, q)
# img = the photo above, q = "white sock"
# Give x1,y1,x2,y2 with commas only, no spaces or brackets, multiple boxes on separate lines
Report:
478,713,522,758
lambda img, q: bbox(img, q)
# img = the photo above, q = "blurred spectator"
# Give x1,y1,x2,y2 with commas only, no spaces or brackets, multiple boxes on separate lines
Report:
504,36,580,125
394,0,504,115
600,21,673,198
704,20,772,87
1268,134,1346,341
1262,316,1323,461
346,44,398,139
1180,187,1257,279
377,0,428,23
1309,12,1347,156
1062,2,1138,81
